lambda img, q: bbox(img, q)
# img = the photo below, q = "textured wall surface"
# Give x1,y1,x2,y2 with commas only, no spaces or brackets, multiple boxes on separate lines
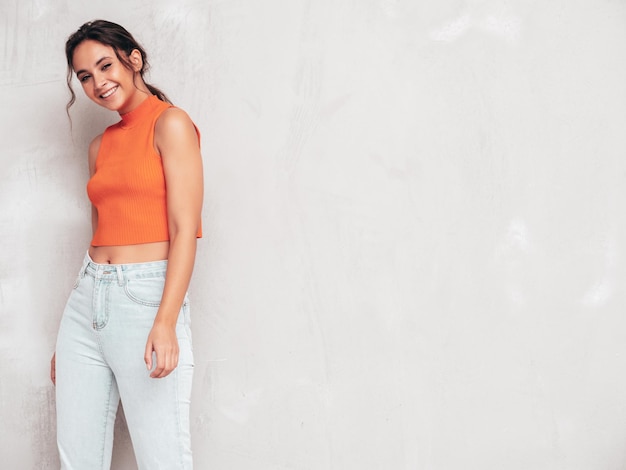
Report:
1,1,626,469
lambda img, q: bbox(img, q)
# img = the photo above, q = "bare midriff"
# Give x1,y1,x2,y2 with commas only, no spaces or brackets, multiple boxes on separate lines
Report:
88,241,170,264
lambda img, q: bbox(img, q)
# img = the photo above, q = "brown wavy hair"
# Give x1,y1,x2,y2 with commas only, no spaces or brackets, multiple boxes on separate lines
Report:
65,20,171,114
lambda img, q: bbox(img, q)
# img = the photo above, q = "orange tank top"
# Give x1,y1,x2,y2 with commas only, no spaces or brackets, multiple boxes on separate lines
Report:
87,95,202,246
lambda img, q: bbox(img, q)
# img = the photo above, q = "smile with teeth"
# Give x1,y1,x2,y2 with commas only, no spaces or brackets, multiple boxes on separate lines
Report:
100,86,118,99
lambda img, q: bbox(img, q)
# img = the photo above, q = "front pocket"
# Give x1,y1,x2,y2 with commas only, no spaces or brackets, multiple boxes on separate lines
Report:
123,277,165,307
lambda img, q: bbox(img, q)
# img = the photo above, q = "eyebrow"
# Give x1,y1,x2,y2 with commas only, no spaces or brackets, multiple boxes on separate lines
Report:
75,56,113,76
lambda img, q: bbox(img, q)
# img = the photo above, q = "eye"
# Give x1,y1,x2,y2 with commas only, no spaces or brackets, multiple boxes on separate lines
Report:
79,74,91,83
102,63,111,71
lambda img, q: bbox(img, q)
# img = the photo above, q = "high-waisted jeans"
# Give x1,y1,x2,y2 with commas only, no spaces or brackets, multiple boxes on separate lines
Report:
55,253,194,470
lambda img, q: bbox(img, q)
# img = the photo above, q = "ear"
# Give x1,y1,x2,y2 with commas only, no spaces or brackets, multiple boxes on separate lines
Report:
128,49,143,72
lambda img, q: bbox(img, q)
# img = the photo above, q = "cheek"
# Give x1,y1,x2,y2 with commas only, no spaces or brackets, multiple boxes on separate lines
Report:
80,82,92,95
80,83,99,101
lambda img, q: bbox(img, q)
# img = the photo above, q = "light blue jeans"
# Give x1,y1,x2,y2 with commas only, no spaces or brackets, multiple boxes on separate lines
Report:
55,253,194,470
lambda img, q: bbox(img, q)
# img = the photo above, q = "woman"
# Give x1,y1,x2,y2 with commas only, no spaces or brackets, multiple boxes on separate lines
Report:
50,20,203,469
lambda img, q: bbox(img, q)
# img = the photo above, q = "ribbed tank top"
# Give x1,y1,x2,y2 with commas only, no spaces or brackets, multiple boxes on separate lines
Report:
87,95,202,246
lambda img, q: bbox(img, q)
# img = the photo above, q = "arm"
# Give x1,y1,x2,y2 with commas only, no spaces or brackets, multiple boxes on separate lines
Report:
51,134,102,385
88,135,102,235
144,108,203,379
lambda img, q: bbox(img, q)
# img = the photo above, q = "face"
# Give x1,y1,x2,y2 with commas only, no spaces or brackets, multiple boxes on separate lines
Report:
72,40,148,114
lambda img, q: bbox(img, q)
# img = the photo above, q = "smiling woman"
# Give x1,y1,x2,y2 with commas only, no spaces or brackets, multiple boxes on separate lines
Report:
72,40,149,114
64,20,172,112
51,20,202,470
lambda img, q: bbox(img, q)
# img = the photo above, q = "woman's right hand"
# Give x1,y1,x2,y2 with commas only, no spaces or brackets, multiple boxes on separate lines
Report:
50,353,56,385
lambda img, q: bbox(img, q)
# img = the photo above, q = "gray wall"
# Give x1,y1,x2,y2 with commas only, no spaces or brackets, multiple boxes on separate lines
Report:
2,1,626,469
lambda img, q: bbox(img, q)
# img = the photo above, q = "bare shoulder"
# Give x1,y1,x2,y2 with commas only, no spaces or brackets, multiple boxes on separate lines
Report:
157,106,193,125
155,107,199,149
88,134,103,174
88,133,103,154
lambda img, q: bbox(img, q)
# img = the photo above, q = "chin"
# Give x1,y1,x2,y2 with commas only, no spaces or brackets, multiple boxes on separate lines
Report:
102,98,126,112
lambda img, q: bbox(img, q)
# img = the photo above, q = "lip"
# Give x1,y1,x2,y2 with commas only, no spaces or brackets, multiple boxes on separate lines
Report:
99,86,118,99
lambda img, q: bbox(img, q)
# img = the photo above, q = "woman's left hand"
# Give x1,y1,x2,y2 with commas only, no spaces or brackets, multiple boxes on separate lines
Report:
144,322,179,378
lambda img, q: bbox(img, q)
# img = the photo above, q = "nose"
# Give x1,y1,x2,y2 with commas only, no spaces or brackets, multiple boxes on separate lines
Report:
92,71,107,90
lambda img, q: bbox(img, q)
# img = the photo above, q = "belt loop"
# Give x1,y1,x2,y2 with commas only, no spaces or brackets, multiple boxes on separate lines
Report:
116,265,124,286
79,252,90,278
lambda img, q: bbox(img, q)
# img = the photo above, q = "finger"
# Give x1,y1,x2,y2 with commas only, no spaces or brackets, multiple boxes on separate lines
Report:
160,351,180,378
151,348,179,378
144,342,153,371
163,351,176,377
151,350,167,378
